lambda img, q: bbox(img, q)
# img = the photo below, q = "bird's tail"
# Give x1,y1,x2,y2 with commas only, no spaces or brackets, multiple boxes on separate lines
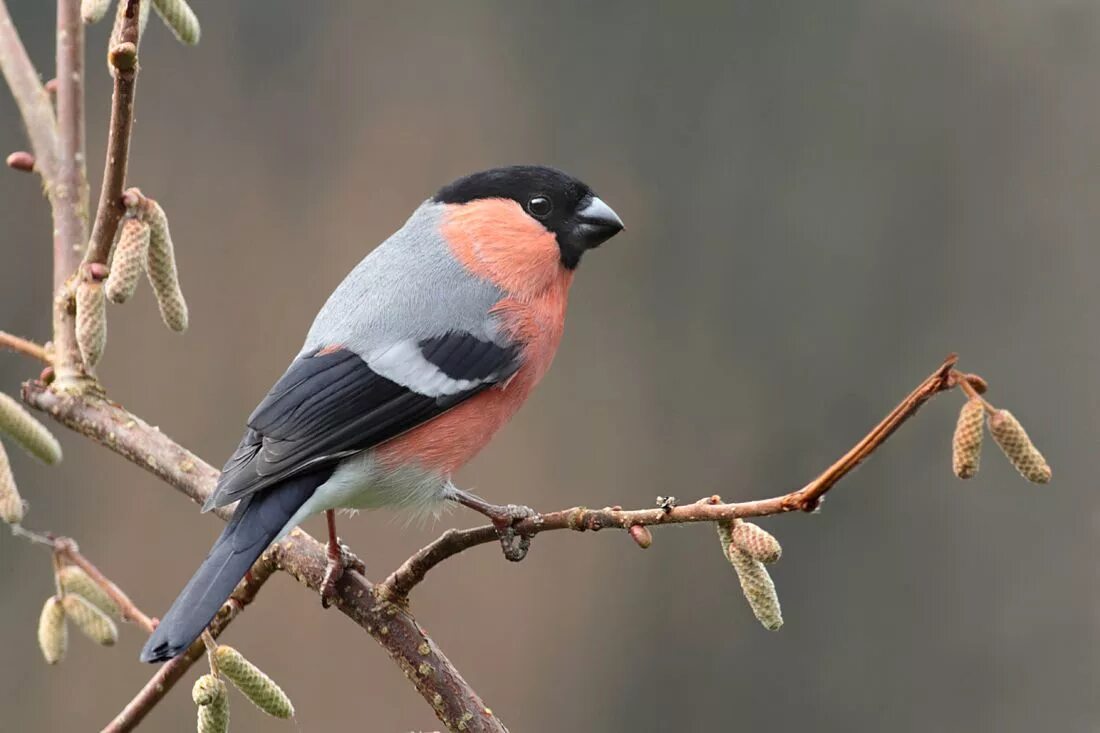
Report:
139,472,324,663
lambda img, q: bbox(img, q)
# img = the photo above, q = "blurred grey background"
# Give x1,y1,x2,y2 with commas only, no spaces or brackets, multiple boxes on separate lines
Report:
0,1,1096,731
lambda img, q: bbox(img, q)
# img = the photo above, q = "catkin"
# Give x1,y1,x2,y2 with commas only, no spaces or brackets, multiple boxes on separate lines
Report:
952,399,985,479
81,0,111,24
76,281,107,368
215,646,294,718
0,392,62,465
988,409,1051,484
61,594,118,646
105,217,150,304
152,0,200,45
718,523,783,631
193,675,230,733
730,520,782,564
144,199,189,332
58,566,122,620
0,442,24,525
37,596,67,664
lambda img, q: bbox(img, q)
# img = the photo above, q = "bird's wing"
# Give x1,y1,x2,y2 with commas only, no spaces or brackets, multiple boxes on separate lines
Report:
204,332,520,510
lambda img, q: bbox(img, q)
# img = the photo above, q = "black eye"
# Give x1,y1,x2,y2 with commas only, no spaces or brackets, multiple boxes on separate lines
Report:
526,195,553,218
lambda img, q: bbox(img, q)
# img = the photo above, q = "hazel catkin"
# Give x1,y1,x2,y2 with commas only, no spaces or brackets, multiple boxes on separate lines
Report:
214,645,294,718
37,596,67,664
952,398,985,479
61,593,118,646
152,0,200,45
76,280,107,368
0,392,62,465
988,409,1051,484
0,441,25,525
143,199,189,332
58,565,122,621
105,216,150,304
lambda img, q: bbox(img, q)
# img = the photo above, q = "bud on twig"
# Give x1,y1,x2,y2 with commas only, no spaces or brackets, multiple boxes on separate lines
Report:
105,217,150,304
152,0,201,45
0,442,25,525
717,522,783,630
58,566,122,620
37,596,67,664
0,392,62,465
730,520,782,564
193,674,230,733
5,151,34,172
76,281,107,368
628,524,652,549
143,199,189,332
81,0,111,24
952,398,984,479
988,409,1051,484
61,594,118,646
214,646,294,718
108,42,138,72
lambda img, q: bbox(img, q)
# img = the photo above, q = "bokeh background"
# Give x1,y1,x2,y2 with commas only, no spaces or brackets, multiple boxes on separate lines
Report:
1,1,1097,731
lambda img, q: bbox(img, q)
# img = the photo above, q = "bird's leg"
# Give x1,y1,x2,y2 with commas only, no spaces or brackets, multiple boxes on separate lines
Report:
319,509,366,608
449,487,537,562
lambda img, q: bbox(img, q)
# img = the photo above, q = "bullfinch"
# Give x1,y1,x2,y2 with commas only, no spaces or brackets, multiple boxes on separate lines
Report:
140,165,624,663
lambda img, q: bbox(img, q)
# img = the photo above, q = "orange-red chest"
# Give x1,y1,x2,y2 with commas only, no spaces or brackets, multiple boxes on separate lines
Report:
376,199,574,473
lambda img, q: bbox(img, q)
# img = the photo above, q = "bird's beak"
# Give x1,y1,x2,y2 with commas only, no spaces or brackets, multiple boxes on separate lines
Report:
573,196,625,250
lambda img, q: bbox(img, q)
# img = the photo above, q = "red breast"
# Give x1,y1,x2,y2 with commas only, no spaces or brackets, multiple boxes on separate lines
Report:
376,199,574,473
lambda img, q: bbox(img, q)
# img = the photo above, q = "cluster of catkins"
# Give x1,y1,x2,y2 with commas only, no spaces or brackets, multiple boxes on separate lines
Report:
0,393,62,526
717,519,784,630
952,396,1051,484
193,644,295,732
81,0,200,46
37,565,121,664
76,190,189,369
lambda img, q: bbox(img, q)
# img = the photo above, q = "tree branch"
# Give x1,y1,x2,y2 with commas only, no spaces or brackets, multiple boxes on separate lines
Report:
101,553,277,733
381,356,975,599
0,0,59,181
84,0,140,271
22,381,510,733
0,331,49,363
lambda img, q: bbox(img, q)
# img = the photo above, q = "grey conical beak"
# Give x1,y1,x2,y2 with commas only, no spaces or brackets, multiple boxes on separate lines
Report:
574,196,624,249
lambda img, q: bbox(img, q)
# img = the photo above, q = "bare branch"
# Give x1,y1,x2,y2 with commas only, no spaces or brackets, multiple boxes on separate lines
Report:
382,356,965,598
0,0,59,180
54,0,88,289
84,0,141,271
0,331,49,363
102,554,277,733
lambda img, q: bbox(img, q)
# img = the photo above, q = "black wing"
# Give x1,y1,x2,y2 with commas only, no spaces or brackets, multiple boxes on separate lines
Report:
204,333,520,510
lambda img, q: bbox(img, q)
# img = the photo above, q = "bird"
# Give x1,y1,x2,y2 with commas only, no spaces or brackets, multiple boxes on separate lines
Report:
139,165,624,663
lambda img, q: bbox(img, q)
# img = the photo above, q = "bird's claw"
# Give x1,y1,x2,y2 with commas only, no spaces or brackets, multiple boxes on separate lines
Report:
489,504,536,563
320,538,364,608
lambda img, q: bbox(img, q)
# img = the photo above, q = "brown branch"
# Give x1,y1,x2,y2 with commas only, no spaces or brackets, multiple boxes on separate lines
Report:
47,0,90,385
101,554,277,733
381,355,968,599
22,381,509,733
84,0,141,271
0,0,59,180
0,331,49,363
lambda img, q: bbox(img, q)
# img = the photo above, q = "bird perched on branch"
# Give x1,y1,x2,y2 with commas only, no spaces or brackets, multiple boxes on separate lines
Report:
140,165,624,662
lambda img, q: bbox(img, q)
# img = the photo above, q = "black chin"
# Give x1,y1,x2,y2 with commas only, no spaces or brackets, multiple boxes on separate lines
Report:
558,221,623,269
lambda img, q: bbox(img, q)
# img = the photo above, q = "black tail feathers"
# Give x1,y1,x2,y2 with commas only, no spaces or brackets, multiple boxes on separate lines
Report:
139,472,325,663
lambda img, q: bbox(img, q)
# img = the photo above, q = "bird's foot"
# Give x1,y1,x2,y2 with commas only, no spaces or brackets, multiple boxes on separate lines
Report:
320,538,365,609
450,489,537,562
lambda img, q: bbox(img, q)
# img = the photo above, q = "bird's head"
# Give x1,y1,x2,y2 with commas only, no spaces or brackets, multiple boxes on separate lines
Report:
433,165,624,270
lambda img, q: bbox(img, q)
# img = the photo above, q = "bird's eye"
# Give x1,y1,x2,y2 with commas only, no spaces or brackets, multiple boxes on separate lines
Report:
526,195,553,218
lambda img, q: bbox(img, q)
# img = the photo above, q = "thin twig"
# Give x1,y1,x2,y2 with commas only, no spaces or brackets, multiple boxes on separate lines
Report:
0,331,49,363
101,554,277,733
0,0,59,181
381,355,967,598
84,0,141,270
